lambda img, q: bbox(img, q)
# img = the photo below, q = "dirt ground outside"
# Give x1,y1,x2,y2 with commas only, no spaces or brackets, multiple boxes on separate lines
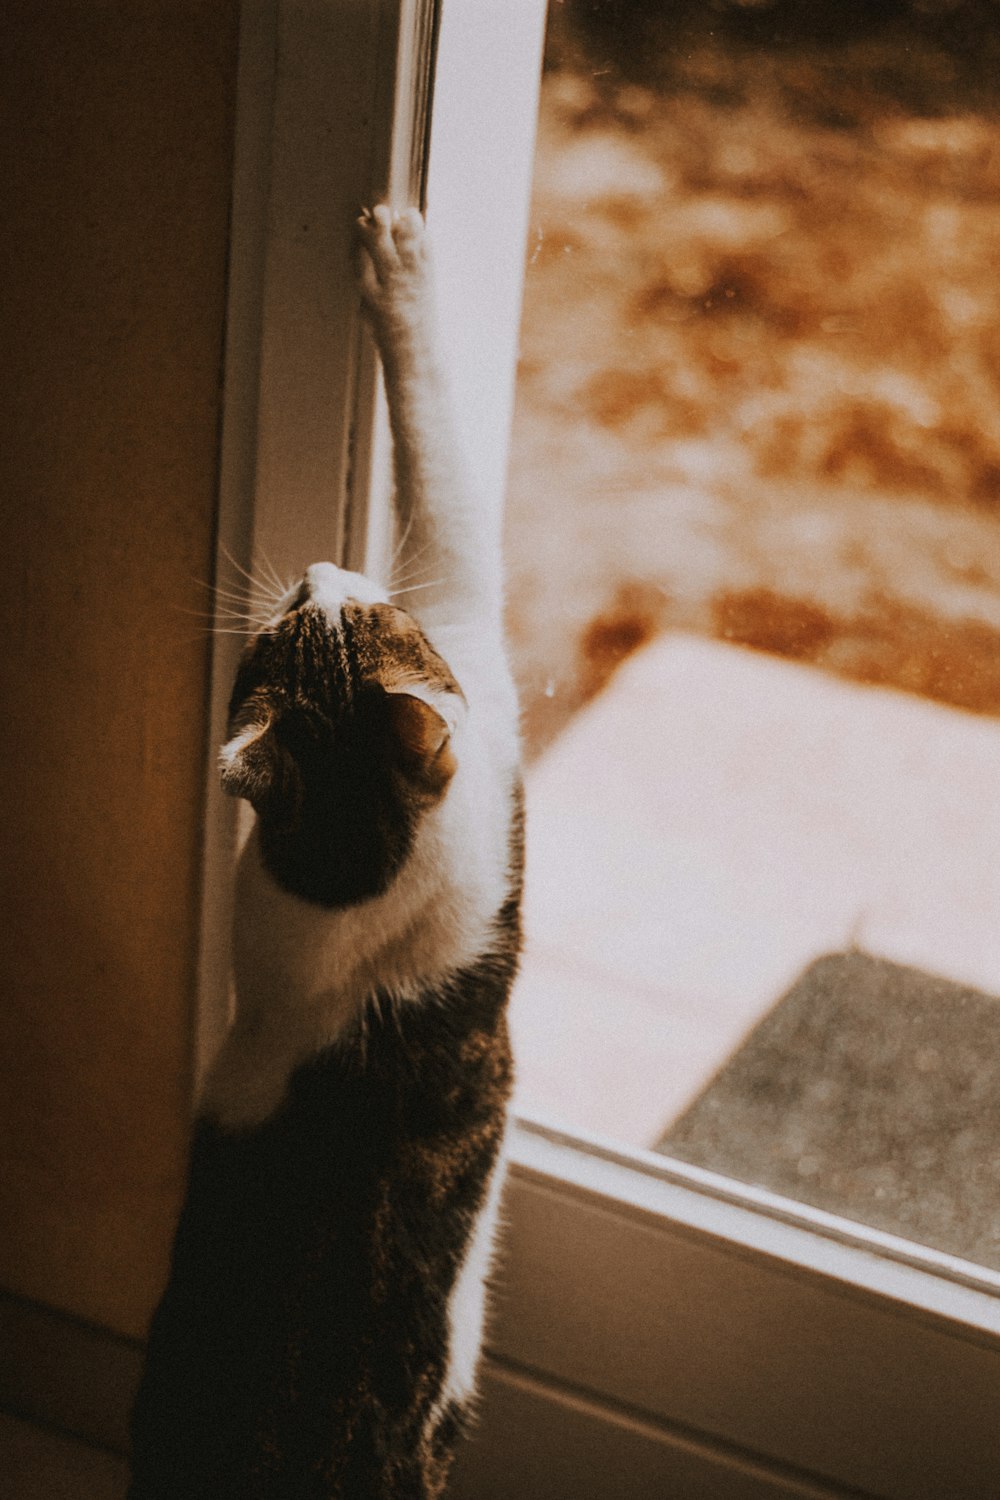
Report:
503,0,1000,759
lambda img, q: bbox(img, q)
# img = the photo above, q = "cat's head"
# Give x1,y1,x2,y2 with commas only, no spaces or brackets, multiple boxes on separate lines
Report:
219,562,463,908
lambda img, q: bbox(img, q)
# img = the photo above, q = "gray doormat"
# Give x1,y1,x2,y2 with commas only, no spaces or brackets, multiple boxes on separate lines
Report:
656,951,1000,1269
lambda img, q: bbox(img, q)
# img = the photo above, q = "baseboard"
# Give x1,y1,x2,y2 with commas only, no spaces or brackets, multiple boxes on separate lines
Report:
0,1286,860,1498
0,1288,141,1455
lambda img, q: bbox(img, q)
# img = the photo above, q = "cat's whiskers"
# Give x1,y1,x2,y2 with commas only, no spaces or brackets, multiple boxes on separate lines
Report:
390,577,446,600
389,526,435,575
388,507,418,578
177,601,236,618
192,572,277,625
182,593,281,627
218,543,267,592
192,577,257,610
254,547,294,601
206,624,281,638
208,585,261,608
217,544,295,614
210,578,293,630
388,536,437,591
217,570,289,606
173,599,268,631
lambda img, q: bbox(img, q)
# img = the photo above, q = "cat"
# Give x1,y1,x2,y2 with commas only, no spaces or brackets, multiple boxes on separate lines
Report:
128,206,524,1500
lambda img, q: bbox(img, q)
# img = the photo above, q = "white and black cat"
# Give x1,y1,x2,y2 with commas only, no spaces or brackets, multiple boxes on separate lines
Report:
128,207,523,1499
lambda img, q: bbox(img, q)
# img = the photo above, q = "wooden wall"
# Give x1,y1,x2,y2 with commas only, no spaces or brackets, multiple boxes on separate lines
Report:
0,1,239,1340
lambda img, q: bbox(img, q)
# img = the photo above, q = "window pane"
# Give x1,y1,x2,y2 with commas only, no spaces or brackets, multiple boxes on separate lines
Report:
504,0,1000,1268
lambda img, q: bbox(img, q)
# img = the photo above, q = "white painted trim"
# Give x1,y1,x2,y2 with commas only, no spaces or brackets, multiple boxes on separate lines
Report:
492,1117,1000,1499
424,0,549,535
511,1114,1000,1317
452,1358,864,1500
195,0,278,1088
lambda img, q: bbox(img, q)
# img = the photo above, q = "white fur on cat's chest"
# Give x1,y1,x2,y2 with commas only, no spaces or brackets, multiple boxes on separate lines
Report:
202,713,515,1134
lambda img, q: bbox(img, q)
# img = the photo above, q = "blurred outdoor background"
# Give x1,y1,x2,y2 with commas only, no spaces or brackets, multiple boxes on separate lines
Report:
503,0,1000,1265
506,0,1000,756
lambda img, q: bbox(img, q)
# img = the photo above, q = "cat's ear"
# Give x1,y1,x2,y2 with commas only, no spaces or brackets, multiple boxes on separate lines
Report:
219,718,291,816
219,719,273,804
384,689,457,802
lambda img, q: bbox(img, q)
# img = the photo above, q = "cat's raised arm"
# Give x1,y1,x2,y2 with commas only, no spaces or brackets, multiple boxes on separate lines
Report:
356,206,501,628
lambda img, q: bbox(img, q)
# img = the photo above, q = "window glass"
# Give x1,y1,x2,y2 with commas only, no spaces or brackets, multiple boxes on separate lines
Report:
504,0,1000,1268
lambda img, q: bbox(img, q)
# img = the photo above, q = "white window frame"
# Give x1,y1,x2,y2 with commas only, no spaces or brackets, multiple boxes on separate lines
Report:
202,4,1000,1496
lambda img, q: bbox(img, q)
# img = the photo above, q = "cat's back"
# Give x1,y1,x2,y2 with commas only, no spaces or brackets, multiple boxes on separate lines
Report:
129,831,522,1500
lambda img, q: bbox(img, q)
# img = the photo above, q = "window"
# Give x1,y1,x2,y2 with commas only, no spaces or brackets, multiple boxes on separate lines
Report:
204,4,1000,1495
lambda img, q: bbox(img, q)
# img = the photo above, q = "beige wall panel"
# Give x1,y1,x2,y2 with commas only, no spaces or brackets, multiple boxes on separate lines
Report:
0,2,239,1339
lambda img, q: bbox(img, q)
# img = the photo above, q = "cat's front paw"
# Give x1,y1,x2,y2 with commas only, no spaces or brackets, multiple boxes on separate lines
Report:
356,204,431,338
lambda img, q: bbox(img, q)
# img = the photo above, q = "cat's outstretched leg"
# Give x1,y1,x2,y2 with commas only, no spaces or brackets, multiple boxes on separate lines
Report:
356,206,501,627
